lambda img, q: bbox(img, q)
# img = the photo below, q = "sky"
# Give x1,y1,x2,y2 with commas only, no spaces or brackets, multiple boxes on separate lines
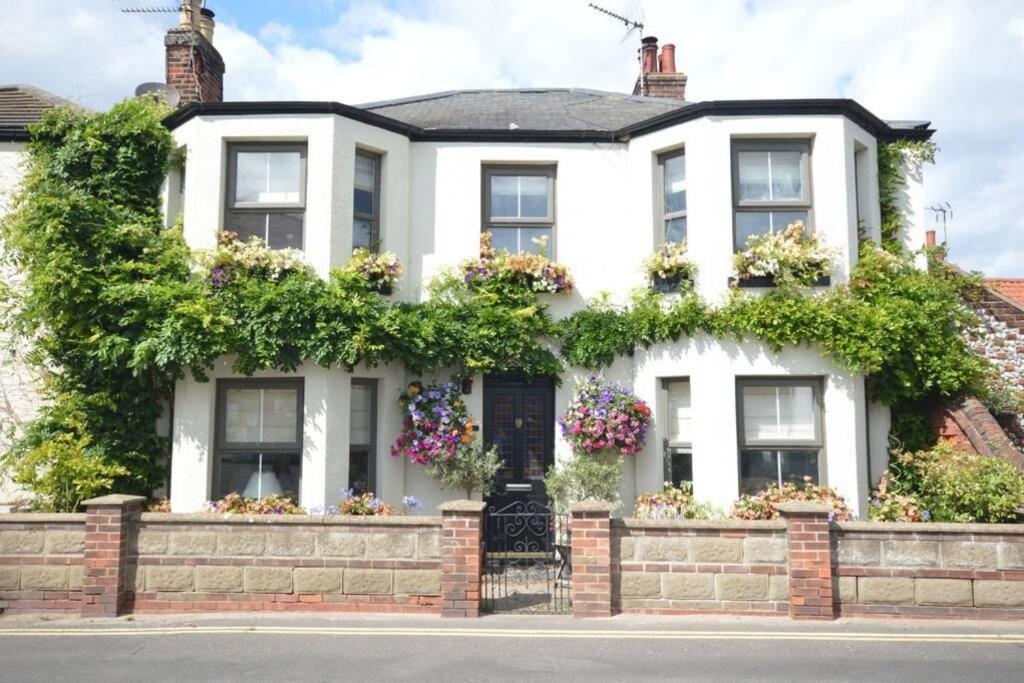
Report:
1,0,1022,276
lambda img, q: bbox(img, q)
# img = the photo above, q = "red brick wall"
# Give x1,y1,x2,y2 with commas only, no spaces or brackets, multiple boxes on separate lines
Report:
165,29,225,104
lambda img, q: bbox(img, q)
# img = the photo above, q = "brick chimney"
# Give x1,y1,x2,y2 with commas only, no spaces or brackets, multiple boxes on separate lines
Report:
633,36,688,100
165,1,225,104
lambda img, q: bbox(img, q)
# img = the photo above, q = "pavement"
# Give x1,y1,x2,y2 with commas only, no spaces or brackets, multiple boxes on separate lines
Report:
1,612,1023,682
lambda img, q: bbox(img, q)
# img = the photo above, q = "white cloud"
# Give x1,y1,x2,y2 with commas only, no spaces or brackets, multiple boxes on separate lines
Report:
0,0,1021,275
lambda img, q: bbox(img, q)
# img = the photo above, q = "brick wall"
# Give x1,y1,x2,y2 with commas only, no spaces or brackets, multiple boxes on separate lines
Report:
127,513,442,614
0,514,86,613
834,523,1024,619
611,519,790,616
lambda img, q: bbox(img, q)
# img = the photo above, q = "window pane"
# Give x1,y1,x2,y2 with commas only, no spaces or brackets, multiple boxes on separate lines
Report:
489,176,519,218
348,448,370,496
737,151,771,201
355,154,377,190
227,212,267,243
663,155,686,215
519,176,549,218
354,188,375,216
665,217,687,243
770,151,803,201
669,447,692,486
780,450,819,485
736,212,771,247
739,450,779,495
267,212,303,250
235,151,301,204
350,383,373,446
666,380,691,444
519,227,552,255
742,384,817,443
769,210,809,232
224,387,299,445
488,227,518,253
353,218,375,250
217,452,301,499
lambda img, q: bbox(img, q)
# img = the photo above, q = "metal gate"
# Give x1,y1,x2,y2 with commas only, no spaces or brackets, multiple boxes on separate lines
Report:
482,500,571,614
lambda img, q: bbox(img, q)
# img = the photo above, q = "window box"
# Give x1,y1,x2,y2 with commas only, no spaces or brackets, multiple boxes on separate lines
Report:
652,272,685,293
731,274,831,288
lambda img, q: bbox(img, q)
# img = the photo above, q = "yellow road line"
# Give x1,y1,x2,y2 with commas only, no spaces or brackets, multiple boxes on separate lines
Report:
0,626,1022,644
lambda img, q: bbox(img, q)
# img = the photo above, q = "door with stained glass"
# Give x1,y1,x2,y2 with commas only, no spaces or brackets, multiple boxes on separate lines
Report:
482,377,555,510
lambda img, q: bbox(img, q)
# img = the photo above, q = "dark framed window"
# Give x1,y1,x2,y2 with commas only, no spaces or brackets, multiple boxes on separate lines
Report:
353,150,382,251
213,378,303,500
482,165,556,255
349,379,377,496
661,378,692,486
225,143,306,250
657,151,687,243
736,378,823,495
732,140,812,250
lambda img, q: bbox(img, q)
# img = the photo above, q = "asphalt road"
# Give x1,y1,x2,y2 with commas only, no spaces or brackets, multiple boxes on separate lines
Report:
1,613,1023,682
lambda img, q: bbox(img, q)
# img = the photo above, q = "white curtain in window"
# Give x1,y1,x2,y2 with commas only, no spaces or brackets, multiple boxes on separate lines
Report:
224,387,298,443
354,154,376,191
350,384,373,446
666,380,691,444
235,152,301,204
743,385,816,442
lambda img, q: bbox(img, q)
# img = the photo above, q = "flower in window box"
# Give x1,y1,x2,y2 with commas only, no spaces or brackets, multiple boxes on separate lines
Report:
461,232,574,294
643,240,697,293
195,232,310,283
345,247,403,294
732,221,836,288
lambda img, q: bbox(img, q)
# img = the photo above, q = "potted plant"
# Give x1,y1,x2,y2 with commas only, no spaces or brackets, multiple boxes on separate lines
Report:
346,247,403,295
643,240,696,293
558,376,652,456
732,221,836,288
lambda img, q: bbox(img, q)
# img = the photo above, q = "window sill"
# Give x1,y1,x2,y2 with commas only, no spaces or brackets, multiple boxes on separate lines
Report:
730,275,831,289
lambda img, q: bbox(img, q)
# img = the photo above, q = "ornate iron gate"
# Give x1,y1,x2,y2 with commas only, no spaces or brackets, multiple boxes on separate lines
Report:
482,500,571,614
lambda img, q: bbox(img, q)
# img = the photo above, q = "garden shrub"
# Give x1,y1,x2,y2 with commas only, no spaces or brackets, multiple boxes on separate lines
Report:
633,482,718,520
544,454,622,515
870,442,1024,523
426,439,502,499
205,492,305,515
731,478,853,521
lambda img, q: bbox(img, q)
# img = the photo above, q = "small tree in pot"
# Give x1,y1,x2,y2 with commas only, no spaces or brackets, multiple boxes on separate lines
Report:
426,439,502,499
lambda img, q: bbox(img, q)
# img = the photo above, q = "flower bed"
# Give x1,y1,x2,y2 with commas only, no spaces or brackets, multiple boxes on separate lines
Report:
462,232,573,294
633,482,717,520
390,381,475,465
644,241,696,293
732,221,835,288
344,248,402,294
559,377,651,456
204,492,305,515
732,478,852,521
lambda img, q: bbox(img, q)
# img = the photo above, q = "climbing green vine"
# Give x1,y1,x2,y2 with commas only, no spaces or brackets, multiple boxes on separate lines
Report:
878,139,937,250
0,100,987,510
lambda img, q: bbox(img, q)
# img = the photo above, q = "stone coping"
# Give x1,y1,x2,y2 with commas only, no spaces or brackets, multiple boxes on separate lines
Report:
81,494,146,506
614,518,786,531
570,500,617,514
136,512,442,527
0,513,87,524
777,501,832,514
437,500,487,513
836,521,1024,535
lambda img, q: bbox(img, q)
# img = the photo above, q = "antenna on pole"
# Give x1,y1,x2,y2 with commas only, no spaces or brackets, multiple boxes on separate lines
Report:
588,3,649,94
926,202,953,244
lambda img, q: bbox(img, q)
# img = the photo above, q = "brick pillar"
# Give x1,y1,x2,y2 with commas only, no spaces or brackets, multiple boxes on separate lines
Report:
81,494,144,618
779,501,835,621
570,500,614,618
439,500,486,618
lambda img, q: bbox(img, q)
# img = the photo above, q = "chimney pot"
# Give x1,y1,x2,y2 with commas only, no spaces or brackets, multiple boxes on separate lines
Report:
640,35,659,75
925,230,937,247
659,44,676,74
199,7,215,43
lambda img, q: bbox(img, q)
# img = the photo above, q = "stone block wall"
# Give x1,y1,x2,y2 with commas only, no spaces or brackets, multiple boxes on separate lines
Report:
127,514,443,614
0,514,86,613
611,519,790,616
834,523,1024,618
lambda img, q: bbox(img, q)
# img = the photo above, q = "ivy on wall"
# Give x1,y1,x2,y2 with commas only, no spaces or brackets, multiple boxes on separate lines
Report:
0,101,988,509
878,139,938,250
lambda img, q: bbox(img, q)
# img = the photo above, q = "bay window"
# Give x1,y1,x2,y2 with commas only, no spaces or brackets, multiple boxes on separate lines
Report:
732,141,811,250
737,378,822,494
658,151,687,243
225,143,306,250
213,379,303,500
662,379,692,486
483,165,556,255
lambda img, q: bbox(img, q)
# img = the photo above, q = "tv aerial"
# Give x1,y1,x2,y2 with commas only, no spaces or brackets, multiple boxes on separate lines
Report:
588,2,645,43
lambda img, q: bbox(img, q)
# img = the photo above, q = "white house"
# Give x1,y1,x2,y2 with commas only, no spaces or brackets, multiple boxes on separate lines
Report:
159,10,934,518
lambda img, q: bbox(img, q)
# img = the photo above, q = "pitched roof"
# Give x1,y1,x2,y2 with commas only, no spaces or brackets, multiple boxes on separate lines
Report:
356,88,691,132
986,279,1024,308
0,84,78,142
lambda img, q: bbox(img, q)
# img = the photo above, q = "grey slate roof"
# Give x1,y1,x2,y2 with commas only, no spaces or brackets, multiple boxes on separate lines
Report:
0,84,78,141
357,88,692,132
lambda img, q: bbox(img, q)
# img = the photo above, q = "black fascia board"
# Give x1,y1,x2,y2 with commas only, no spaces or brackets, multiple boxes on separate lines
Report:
162,98,934,143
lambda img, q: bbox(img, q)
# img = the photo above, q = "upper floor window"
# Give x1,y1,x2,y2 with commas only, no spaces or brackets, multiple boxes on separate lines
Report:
662,378,692,486
226,143,306,250
353,150,381,251
732,141,811,250
483,165,555,255
737,378,822,494
658,151,687,243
